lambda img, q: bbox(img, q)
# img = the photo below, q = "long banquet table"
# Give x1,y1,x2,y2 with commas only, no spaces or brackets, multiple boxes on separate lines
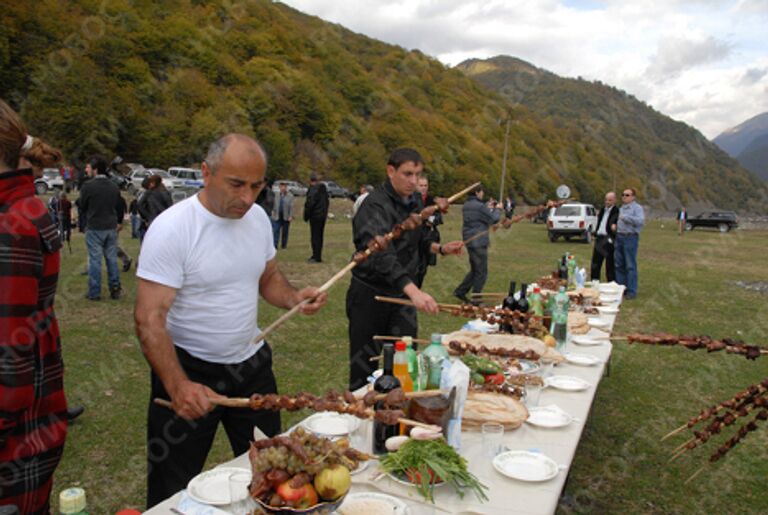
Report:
146,284,624,515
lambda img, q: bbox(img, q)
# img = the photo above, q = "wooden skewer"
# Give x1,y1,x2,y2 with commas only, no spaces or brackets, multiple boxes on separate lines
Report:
373,335,430,345
470,292,505,297
153,397,438,430
253,183,479,345
684,465,707,485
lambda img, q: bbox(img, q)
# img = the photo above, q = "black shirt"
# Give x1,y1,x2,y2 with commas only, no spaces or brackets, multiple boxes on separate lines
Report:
351,179,422,295
78,175,124,231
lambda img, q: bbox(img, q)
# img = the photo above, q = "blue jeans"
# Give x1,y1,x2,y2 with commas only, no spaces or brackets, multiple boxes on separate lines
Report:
614,233,639,297
272,219,290,249
86,229,120,298
131,214,141,238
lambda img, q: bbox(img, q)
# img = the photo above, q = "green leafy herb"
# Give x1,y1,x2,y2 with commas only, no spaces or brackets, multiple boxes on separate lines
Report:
379,439,488,503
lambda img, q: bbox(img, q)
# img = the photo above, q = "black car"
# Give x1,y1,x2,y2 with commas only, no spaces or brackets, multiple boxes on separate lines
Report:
686,211,738,232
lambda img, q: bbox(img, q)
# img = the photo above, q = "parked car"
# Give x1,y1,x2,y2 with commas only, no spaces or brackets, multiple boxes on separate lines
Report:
685,211,739,232
271,180,308,197
169,167,204,189
34,168,65,195
322,180,351,199
547,203,598,243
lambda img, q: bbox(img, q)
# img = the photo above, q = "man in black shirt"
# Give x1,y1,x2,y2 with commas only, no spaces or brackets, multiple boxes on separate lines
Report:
79,155,125,300
346,148,463,390
304,174,329,263
414,176,442,288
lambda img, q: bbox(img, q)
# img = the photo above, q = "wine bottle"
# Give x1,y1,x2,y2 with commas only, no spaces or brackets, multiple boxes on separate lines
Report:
502,281,518,311
372,343,401,454
517,283,530,313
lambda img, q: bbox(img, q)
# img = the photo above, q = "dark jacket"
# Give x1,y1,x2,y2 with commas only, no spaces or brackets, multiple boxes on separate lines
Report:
462,196,501,249
256,186,274,216
304,182,329,221
351,179,421,295
415,192,442,270
595,205,619,240
138,188,172,227
78,175,124,231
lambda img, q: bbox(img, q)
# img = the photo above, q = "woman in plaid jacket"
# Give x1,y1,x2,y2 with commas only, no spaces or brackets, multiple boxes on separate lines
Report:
0,99,68,514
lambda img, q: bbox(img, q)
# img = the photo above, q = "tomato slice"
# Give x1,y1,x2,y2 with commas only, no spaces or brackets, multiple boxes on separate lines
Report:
484,373,505,385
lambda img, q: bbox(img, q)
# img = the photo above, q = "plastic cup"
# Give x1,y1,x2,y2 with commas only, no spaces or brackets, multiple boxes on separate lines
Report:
228,471,254,515
481,422,504,458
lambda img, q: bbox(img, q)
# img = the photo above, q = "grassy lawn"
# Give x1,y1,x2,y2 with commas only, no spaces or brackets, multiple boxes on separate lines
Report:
48,197,767,513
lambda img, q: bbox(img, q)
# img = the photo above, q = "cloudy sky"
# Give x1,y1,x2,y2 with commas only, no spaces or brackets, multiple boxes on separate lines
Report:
280,0,768,139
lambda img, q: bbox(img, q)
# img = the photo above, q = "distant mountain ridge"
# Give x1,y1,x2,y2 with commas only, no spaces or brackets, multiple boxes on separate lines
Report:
457,56,768,213
713,113,768,183
713,112,768,157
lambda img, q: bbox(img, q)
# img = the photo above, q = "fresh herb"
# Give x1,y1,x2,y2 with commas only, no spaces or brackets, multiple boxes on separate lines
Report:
379,439,488,503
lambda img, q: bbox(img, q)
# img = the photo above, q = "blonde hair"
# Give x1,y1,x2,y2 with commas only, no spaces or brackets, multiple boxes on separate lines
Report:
0,99,62,169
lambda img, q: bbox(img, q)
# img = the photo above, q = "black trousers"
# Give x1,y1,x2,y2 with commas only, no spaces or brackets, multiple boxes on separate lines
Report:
346,278,418,391
146,345,281,508
590,236,615,282
309,217,326,261
454,246,488,297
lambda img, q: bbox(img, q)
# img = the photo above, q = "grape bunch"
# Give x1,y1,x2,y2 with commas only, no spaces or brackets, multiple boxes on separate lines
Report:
251,445,307,476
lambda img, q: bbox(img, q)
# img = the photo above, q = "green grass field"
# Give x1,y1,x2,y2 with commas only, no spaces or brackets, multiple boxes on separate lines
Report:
49,198,768,513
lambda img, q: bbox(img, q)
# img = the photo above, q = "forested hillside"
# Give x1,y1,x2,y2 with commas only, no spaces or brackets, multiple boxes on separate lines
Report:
2,1,765,211
457,56,768,212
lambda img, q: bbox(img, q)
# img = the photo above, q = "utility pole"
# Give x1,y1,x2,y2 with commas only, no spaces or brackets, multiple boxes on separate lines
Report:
499,116,511,202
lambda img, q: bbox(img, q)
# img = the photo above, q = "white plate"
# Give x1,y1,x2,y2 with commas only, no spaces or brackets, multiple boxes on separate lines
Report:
337,492,411,515
571,335,606,346
545,375,591,391
526,405,574,428
597,306,619,315
563,352,602,366
600,294,621,303
349,459,369,476
187,467,250,506
493,450,559,482
506,359,540,376
598,283,621,294
588,318,611,330
303,412,361,437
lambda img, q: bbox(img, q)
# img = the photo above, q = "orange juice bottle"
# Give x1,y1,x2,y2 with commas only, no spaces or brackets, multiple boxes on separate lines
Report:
393,340,414,435
393,340,414,392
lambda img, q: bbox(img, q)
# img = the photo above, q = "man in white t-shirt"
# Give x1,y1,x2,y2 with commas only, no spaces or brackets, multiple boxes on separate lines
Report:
135,134,327,508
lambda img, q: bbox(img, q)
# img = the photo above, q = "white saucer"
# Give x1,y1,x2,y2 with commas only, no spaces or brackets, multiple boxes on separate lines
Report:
493,450,560,482
526,405,574,428
571,335,606,346
563,352,602,366
545,375,591,391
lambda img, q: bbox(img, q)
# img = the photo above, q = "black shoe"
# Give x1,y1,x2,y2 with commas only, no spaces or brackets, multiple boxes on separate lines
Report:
454,293,470,304
110,287,123,300
307,257,322,263
122,257,133,272
67,405,85,422
85,295,101,301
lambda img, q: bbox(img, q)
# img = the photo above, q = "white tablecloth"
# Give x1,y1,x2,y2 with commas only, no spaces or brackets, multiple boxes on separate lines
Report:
146,285,624,515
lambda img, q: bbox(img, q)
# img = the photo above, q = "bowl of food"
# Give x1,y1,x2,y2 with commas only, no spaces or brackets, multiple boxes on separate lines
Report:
249,427,370,514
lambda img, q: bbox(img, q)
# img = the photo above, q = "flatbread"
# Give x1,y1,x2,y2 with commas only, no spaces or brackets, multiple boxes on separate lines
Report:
568,312,590,334
461,391,528,430
442,330,564,364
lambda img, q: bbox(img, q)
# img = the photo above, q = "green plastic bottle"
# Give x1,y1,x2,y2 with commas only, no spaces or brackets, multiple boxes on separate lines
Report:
421,333,450,390
530,286,544,316
566,254,577,290
550,286,570,351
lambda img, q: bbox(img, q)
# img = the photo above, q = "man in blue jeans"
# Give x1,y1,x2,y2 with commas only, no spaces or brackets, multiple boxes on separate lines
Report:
614,188,645,299
78,155,125,300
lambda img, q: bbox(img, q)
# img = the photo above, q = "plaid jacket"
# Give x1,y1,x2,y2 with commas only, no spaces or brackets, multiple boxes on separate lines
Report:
0,169,68,514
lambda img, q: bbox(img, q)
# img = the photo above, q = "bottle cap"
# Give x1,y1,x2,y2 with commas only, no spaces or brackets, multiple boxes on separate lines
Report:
395,340,407,352
533,286,541,293
430,333,442,344
402,336,413,345
59,487,87,514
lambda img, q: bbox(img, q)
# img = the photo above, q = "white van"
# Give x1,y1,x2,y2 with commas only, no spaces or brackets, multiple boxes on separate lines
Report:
547,203,598,243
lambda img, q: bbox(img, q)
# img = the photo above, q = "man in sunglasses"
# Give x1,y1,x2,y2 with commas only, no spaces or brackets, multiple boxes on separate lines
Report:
614,188,645,299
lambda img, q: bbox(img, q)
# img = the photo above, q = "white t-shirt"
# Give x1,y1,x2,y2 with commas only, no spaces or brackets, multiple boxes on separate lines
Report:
137,194,276,364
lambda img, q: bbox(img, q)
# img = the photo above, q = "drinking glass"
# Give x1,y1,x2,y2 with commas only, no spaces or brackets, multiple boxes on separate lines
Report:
525,383,543,408
228,471,255,515
481,422,504,459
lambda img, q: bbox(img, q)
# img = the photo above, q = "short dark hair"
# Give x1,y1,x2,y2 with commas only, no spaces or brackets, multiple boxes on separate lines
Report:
87,155,108,175
387,148,423,169
470,184,485,196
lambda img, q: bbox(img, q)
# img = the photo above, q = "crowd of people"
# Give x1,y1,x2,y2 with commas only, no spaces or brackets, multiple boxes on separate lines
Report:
2,89,652,512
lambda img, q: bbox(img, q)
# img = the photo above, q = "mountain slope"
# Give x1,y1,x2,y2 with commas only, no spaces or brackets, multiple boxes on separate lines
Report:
713,112,768,157
457,56,768,212
736,133,768,182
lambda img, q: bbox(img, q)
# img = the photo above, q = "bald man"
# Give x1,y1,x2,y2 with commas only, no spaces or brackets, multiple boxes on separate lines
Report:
590,191,619,282
135,134,328,507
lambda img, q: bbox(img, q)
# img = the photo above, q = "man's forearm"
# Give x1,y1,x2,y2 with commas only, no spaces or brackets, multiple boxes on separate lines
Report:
260,265,301,309
136,319,187,397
